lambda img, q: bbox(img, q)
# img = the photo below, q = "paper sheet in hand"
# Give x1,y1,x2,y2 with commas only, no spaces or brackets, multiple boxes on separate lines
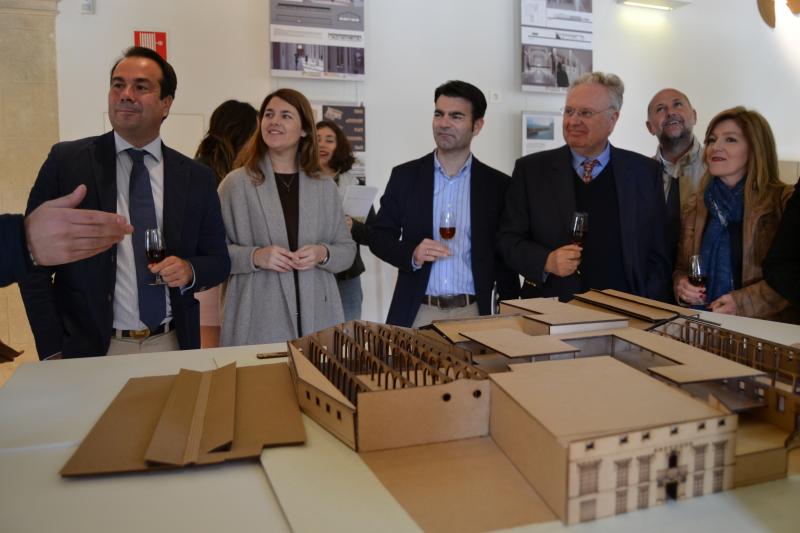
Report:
342,185,378,219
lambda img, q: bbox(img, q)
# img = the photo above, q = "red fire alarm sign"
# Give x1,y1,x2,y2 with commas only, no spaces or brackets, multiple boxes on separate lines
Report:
134,31,167,60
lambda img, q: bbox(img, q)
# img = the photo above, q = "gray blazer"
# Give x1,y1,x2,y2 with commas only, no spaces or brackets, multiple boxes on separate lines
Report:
218,156,356,346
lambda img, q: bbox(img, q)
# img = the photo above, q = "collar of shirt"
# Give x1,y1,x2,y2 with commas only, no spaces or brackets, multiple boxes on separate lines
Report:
114,132,163,162
656,135,702,180
433,150,473,181
570,143,611,181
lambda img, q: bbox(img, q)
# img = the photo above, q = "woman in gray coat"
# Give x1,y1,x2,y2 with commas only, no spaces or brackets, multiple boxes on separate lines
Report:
218,88,355,346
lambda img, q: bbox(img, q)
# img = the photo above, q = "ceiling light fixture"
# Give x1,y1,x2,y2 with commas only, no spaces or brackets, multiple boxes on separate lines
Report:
616,0,692,10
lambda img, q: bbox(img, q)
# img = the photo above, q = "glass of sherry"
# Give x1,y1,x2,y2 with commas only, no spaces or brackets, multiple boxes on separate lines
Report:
688,254,706,303
439,208,455,241
571,212,588,246
144,228,166,286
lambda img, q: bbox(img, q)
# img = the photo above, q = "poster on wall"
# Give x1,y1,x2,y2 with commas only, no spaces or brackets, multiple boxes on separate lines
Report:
521,111,563,156
270,0,365,81
312,102,366,183
521,0,593,93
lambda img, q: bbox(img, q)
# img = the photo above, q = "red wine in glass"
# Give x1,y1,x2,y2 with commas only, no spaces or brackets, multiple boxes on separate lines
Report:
688,274,707,287
144,228,166,285
688,254,706,304
571,212,588,246
439,208,455,240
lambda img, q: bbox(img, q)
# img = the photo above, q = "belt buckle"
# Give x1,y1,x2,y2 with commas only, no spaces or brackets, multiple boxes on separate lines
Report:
130,327,150,340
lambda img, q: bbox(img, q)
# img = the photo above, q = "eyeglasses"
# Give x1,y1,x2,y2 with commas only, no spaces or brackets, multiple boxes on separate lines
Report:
563,106,614,119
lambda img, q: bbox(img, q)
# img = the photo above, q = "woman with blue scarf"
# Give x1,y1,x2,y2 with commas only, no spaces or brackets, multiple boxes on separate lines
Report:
673,107,795,321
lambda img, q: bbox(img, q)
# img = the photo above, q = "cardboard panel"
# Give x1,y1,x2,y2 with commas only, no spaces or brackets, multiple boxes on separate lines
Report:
601,289,700,316
295,379,357,449
61,364,305,476
145,368,214,465
489,380,568,521
288,343,355,409
461,328,579,359
357,379,490,452
360,437,556,533
432,315,539,343
572,291,676,322
61,375,175,476
494,357,724,442
734,448,788,488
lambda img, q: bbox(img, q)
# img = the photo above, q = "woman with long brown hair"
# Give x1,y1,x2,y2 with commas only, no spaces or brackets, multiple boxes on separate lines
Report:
218,89,355,345
673,106,795,321
316,119,374,322
194,99,257,347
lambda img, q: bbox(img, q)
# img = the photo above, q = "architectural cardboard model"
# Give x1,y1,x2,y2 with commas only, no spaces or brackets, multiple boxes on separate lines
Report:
285,292,798,527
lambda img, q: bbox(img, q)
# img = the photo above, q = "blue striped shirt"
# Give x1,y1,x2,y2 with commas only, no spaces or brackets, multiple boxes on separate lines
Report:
426,152,475,296
570,143,611,181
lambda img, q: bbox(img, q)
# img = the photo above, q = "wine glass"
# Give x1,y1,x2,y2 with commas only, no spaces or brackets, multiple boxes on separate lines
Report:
571,212,588,246
144,228,166,286
688,254,706,303
438,207,455,292
439,208,455,241
571,212,587,275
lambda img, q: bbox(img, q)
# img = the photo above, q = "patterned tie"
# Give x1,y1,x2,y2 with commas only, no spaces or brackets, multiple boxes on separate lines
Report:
127,149,166,331
581,159,599,183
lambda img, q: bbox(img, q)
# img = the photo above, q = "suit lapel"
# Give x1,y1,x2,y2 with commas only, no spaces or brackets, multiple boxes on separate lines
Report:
421,152,435,239
162,143,189,256
551,145,577,238
611,147,636,282
92,132,118,214
297,171,318,249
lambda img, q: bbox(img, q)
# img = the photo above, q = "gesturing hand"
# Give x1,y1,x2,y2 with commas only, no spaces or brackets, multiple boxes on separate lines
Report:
25,184,133,266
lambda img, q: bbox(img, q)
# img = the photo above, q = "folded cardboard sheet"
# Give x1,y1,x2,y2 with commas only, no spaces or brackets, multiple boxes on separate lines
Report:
61,363,305,476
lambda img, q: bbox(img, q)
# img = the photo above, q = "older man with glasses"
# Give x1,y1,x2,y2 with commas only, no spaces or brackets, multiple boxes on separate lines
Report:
498,72,672,302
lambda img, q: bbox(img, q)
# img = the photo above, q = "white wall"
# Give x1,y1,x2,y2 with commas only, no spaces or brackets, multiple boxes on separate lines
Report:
54,0,800,323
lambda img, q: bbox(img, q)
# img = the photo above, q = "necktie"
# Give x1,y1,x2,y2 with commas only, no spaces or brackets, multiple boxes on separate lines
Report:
581,159,599,183
127,149,166,331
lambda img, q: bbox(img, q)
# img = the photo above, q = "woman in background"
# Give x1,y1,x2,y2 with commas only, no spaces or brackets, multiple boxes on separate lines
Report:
194,99,258,347
673,106,796,322
316,119,374,321
218,89,355,346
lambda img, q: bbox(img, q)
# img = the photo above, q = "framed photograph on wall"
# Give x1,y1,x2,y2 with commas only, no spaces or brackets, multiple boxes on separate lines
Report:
521,0,593,93
521,111,563,156
270,0,365,81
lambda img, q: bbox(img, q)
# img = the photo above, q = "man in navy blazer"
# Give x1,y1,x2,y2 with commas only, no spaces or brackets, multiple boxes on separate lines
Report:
498,72,672,302
20,47,230,358
370,81,519,327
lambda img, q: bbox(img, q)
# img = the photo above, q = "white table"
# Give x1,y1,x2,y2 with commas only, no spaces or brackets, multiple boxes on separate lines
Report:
1,321,799,533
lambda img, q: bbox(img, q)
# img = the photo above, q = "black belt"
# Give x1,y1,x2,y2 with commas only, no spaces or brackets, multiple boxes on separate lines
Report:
422,294,477,310
113,320,173,340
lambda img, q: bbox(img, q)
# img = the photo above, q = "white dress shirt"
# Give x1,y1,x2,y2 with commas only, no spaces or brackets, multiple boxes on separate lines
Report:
112,132,171,330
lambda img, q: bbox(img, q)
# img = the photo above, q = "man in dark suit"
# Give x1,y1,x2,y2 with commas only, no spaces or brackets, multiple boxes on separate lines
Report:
1,186,132,288
20,47,230,359
498,72,671,302
370,80,519,328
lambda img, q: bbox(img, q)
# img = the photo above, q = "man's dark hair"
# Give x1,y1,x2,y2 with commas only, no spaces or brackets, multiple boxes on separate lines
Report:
434,80,487,122
110,46,177,100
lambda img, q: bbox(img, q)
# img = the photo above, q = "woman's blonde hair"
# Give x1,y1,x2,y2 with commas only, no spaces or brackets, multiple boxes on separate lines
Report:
235,88,320,184
702,106,782,206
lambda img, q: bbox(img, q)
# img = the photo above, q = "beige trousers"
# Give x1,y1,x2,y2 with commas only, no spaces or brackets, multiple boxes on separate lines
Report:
411,302,480,329
106,330,180,356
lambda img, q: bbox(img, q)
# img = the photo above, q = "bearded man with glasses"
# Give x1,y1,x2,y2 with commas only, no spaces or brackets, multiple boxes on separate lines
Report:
497,72,672,302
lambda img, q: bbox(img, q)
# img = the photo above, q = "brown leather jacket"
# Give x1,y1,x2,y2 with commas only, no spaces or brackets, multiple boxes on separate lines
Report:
673,182,794,320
